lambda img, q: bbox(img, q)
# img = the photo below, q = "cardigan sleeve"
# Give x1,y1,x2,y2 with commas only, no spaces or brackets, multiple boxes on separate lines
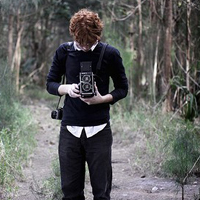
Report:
108,47,129,104
46,43,68,96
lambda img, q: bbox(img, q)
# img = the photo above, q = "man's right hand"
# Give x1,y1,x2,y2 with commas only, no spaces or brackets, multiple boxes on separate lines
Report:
58,84,81,98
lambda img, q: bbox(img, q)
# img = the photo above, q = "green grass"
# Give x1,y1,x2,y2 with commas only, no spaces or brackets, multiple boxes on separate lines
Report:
0,61,37,199
0,106,36,193
40,158,62,200
110,101,200,180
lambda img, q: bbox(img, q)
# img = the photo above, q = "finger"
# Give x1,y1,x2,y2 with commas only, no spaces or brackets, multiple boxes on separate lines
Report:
77,83,81,89
69,89,80,98
74,88,80,94
80,97,92,104
74,84,80,90
71,84,80,94
73,84,80,94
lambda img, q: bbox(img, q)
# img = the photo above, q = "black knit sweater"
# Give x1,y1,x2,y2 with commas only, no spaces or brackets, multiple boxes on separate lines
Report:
46,42,128,126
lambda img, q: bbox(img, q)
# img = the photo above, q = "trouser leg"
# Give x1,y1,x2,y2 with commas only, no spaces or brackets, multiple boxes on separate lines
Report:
59,126,85,200
84,124,113,200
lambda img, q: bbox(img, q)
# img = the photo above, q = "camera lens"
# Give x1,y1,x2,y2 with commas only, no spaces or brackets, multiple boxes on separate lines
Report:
83,83,92,91
82,75,91,82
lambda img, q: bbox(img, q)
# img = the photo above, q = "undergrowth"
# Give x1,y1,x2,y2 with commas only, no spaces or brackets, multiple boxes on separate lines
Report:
40,158,62,200
24,85,57,102
0,61,36,199
110,101,200,181
40,100,200,199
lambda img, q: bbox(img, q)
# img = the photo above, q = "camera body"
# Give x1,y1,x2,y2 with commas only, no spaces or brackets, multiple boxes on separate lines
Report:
51,108,63,120
79,61,95,98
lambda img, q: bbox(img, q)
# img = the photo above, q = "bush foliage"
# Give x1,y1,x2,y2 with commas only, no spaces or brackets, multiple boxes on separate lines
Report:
0,61,36,198
110,101,200,181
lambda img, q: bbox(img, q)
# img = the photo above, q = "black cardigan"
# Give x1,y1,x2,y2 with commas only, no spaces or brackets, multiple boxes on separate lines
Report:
46,42,128,126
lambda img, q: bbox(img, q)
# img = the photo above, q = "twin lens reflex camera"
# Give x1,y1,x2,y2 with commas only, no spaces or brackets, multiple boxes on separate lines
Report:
51,61,95,120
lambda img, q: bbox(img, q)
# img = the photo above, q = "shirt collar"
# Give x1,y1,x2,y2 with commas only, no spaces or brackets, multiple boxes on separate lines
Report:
74,41,98,52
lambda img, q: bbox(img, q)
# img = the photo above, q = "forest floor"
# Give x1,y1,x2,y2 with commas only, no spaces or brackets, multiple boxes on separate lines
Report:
12,99,200,200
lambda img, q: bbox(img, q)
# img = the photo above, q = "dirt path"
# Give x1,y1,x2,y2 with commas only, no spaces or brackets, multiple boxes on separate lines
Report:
13,101,200,200
13,101,59,200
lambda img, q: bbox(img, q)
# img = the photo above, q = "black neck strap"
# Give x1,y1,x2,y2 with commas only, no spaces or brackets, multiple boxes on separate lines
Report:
56,42,72,109
56,42,108,109
56,75,65,109
96,43,108,72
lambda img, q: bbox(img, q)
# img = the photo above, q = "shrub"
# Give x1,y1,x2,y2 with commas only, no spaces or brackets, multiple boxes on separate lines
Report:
110,101,200,181
0,60,36,198
0,62,16,129
41,158,62,200
162,123,200,183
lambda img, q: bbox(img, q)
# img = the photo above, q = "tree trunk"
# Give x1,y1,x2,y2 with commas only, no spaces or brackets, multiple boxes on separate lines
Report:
11,9,24,93
138,0,143,68
153,28,160,103
8,14,14,67
135,0,144,96
163,0,173,112
129,21,135,110
186,0,191,91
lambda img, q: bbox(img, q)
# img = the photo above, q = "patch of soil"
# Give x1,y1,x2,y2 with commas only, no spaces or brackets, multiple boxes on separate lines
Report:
13,101,200,200
13,101,59,200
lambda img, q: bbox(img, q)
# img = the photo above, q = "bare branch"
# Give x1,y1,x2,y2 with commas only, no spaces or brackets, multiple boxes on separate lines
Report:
183,154,200,184
20,63,45,93
175,55,200,89
107,0,147,21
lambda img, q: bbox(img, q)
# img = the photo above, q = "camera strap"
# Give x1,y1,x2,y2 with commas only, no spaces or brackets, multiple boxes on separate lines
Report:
56,42,73,109
56,42,107,109
96,43,108,75
56,75,65,109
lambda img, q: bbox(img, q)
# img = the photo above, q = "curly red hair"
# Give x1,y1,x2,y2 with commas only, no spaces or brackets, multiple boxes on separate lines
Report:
69,9,103,47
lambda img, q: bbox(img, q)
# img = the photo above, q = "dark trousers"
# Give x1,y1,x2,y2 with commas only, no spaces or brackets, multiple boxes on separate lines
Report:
59,123,113,200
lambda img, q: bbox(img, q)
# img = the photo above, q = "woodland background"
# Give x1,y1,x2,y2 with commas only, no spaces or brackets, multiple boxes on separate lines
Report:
1,0,200,115
1,0,200,199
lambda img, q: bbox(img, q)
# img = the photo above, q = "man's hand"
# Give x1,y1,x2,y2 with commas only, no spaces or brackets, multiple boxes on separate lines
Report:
68,84,81,98
58,84,81,98
80,83,113,105
58,83,113,104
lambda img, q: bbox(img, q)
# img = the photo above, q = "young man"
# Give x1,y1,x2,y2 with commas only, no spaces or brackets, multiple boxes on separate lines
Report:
46,9,128,200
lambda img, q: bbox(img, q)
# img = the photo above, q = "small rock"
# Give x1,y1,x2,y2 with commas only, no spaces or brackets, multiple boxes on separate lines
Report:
152,186,159,193
50,141,55,145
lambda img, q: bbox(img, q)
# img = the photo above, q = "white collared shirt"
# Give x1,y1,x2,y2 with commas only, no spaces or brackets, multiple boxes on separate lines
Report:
66,41,107,138
74,41,98,52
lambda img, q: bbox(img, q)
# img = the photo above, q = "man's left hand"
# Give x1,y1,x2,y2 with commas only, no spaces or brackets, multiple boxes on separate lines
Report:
80,83,104,105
